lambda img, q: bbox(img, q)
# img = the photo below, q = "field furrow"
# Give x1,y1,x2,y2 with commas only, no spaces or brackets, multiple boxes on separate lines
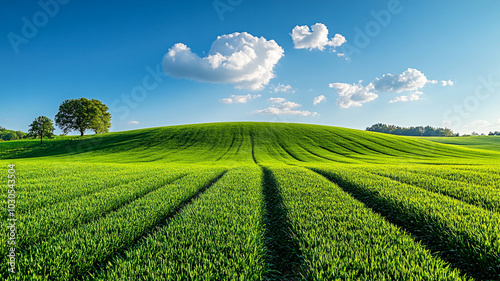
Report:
93,166,265,280
364,166,500,212
5,168,226,280
266,165,467,280
1,168,187,255
310,165,500,280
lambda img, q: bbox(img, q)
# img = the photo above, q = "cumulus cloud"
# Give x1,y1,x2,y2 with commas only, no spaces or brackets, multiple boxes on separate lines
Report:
291,23,346,51
329,82,378,108
254,98,318,116
220,94,261,104
441,79,454,86
330,68,452,108
162,32,284,90
127,121,140,125
389,91,423,103
271,83,295,93
313,95,326,105
370,68,430,93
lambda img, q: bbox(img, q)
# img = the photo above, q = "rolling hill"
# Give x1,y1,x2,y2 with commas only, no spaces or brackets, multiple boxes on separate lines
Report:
1,122,499,280
1,122,497,164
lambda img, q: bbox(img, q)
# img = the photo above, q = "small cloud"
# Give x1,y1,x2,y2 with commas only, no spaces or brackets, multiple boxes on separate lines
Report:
313,95,326,105
253,98,318,116
291,23,346,52
389,91,423,103
268,97,286,103
270,83,295,93
441,80,454,86
220,94,261,104
370,68,431,93
329,82,378,108
127,121,140,125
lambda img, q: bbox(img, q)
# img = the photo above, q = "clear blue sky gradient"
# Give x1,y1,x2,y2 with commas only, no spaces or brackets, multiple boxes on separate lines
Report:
2,0,500,135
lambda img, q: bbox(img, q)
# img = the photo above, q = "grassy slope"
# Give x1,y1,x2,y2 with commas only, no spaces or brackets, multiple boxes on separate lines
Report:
1,122,498,165
423,135,500,152
2,122,499,280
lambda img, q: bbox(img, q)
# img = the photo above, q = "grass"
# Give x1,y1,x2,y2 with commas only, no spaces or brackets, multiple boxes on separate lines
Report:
1,122,499,280
423,135,500,152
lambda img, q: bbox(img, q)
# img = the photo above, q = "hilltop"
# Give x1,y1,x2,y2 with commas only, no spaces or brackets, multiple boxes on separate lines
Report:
1,122,496,164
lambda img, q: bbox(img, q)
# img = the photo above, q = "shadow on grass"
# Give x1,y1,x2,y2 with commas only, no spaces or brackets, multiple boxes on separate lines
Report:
261,167,303,280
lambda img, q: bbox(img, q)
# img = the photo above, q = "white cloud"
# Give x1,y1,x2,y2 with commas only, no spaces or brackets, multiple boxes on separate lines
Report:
254,98,318,116
268,97,286,103
329,68,452,108
370,68,430,93
162,32,284,90
329,82,378,108
313,95,326,105
271,83,295,93
291,23,346,51
127,121,140,125
389,91,423,103
441,79,454,86
220,94,261,104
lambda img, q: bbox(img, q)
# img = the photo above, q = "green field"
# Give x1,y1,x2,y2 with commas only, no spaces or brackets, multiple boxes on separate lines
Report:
2,122,499,280
423,135,500,152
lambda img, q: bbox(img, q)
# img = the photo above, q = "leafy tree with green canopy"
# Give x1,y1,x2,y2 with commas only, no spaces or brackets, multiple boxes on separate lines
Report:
55,98,111,136
89,99,111,134
28,116,55,144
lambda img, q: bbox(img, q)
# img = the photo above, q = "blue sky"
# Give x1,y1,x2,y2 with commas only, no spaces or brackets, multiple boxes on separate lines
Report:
2,0,500,135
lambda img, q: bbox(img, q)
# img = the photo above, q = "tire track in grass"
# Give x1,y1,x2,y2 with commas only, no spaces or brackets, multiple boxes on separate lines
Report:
261,167,303,280
309,166,500,280
275,140,306,163
250,131,258,164
216,133,236,161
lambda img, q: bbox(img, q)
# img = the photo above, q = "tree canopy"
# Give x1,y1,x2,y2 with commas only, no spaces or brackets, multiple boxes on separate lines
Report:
55,98,111,136
366,123,457,137
0,127,27,141
28,116,55,144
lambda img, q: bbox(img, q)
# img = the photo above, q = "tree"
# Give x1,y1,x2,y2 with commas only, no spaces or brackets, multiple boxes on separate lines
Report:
28,116,55,144
55,98,111,136
89,99,111,134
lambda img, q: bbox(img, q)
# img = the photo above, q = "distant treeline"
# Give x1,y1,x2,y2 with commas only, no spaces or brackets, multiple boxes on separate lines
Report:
366,123,457,137
0,126,27,141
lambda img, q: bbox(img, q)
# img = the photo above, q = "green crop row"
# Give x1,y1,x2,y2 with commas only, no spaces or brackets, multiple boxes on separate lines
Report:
0,167,187,256
310,165,500,280
5,167,226,280
363,165,500,212
266,165,467,280
95,166,266,280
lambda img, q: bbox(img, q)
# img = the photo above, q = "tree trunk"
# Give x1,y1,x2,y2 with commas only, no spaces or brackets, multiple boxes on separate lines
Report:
40,135,43,144
80,130,84,136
